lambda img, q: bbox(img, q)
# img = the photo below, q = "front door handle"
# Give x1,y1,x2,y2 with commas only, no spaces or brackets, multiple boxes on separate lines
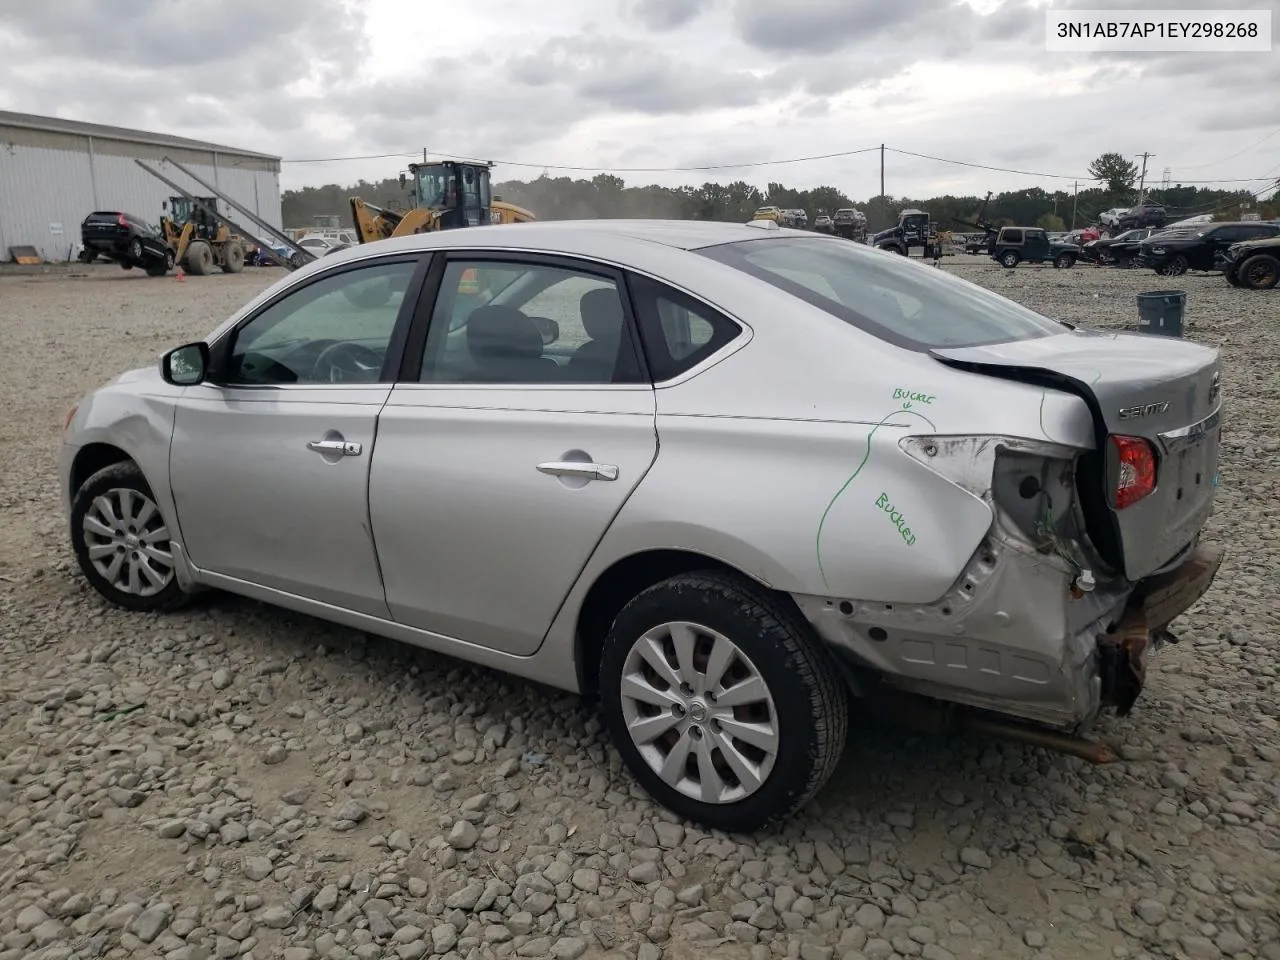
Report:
537,460,619,481
307,439,362,457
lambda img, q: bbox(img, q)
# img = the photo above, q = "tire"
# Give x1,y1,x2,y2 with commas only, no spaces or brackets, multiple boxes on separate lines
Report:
184,240,214,275
70,461,189,613
1157,254,1188,277
1001,251,1020,268
128,237,143,261
1054,253,1075,269
289,252,306,269
598,570,849,832
1238,253,1279,291
1225,268,1244,288
219,241,245,274
146,249,175,277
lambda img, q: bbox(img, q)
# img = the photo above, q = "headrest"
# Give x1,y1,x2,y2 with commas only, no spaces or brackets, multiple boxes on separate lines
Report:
466,306,544,361
579,288,624,341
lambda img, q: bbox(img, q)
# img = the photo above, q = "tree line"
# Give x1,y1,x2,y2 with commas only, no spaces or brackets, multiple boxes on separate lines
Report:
282,151,1276,233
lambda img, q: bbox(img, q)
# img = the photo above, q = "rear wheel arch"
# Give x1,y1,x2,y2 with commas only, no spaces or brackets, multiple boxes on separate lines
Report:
573,549,782,699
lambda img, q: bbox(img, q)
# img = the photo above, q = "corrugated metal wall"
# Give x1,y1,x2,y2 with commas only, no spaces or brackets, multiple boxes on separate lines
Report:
0,125,281,261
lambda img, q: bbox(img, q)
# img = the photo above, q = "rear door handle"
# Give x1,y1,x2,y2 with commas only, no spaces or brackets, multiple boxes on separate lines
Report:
537,460,619,481
307,439,362,457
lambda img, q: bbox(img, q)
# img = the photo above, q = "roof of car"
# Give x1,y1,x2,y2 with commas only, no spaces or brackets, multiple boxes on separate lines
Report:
345,219,824,256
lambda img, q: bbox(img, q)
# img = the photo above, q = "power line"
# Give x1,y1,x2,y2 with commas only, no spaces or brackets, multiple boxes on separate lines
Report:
282,146,882,172
279,142,1280,185
885,148,1083,181
1173,124,1280,171
284,151,420,163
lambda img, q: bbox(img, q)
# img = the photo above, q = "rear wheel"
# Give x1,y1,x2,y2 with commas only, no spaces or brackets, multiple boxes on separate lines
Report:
128,237,143,261
598,570,849,832
1000,250,1020,268
184,240,214,275
1157,254,1188,277
70,461,189,613
219,241,245,274
1238,254,1279,290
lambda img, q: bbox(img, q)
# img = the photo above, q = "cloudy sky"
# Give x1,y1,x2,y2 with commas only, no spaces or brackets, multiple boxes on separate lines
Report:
1,0,1277,201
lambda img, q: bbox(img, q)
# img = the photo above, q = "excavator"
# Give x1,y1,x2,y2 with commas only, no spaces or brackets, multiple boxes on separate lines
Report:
347,159,536,248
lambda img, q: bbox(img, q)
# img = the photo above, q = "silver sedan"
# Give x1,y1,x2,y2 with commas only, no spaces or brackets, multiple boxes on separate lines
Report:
60,219,1224,831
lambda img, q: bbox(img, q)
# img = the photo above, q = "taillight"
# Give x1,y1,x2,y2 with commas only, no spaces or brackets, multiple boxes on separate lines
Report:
1111,435,1157,509
118,214,128,228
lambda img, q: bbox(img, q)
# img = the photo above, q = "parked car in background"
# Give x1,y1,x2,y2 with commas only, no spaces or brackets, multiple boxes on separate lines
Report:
297,235,348,257
1137,221,1280,276
813,214,833,233
80,211,176,276
1080,227,1161,267
1220,234,1280,289
61,219,1223,831
990,226,1081,268
1065,227,1101,245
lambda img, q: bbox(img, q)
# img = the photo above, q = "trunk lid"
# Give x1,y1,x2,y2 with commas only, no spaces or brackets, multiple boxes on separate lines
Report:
931,327,1221,582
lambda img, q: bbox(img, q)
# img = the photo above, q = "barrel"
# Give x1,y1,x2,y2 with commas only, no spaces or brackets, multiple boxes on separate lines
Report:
1136,290,1186,337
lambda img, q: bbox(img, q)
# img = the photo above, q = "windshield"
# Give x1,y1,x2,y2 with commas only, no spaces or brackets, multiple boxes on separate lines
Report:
698,236,1065,350
414,163,458,208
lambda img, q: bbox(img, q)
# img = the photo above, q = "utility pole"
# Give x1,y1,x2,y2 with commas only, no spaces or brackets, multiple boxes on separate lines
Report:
880,144,885,199
1071,181,1079,230
1136,152,1153,203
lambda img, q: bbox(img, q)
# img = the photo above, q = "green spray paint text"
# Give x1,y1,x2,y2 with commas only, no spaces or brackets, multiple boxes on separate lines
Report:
875,491,917,546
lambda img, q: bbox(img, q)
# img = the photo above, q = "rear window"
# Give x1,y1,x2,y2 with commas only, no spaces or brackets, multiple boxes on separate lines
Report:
697,236,1065,350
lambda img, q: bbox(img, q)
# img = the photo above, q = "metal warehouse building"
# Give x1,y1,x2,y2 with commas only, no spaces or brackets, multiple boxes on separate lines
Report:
0,110,281,262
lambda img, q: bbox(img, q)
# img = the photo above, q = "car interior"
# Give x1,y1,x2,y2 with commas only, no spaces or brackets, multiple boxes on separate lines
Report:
424,266,637,384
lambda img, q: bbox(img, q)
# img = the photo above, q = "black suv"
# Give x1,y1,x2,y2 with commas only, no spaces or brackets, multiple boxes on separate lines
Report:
1221,235,1280,290
80,211,176,276
1137,220,1280,276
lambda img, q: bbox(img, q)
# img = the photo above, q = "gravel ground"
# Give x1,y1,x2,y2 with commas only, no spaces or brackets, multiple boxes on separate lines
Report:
1,256,1277,960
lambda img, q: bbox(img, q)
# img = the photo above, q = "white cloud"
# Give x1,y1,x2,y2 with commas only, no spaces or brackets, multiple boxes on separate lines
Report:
0,0,1275,200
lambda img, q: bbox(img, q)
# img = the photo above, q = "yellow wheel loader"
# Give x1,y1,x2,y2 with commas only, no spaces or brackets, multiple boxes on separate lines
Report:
160,196,248,275
348,160,535,248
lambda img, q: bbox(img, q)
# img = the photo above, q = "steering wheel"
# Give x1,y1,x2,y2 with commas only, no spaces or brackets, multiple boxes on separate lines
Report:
311,341,384,383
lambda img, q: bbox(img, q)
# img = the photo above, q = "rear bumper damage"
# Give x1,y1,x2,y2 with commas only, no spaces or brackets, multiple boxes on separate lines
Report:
796,539,1223,739
1097,541,1223,715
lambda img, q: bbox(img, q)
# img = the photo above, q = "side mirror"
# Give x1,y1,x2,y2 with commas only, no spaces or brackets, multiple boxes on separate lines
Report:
161,342,209,386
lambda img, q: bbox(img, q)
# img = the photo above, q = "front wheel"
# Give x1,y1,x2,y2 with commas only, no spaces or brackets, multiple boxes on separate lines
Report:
599,571,849,832
1157,254,1188,277
1054,253,1075,269
70,461,189,612
1238,253,1279,290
